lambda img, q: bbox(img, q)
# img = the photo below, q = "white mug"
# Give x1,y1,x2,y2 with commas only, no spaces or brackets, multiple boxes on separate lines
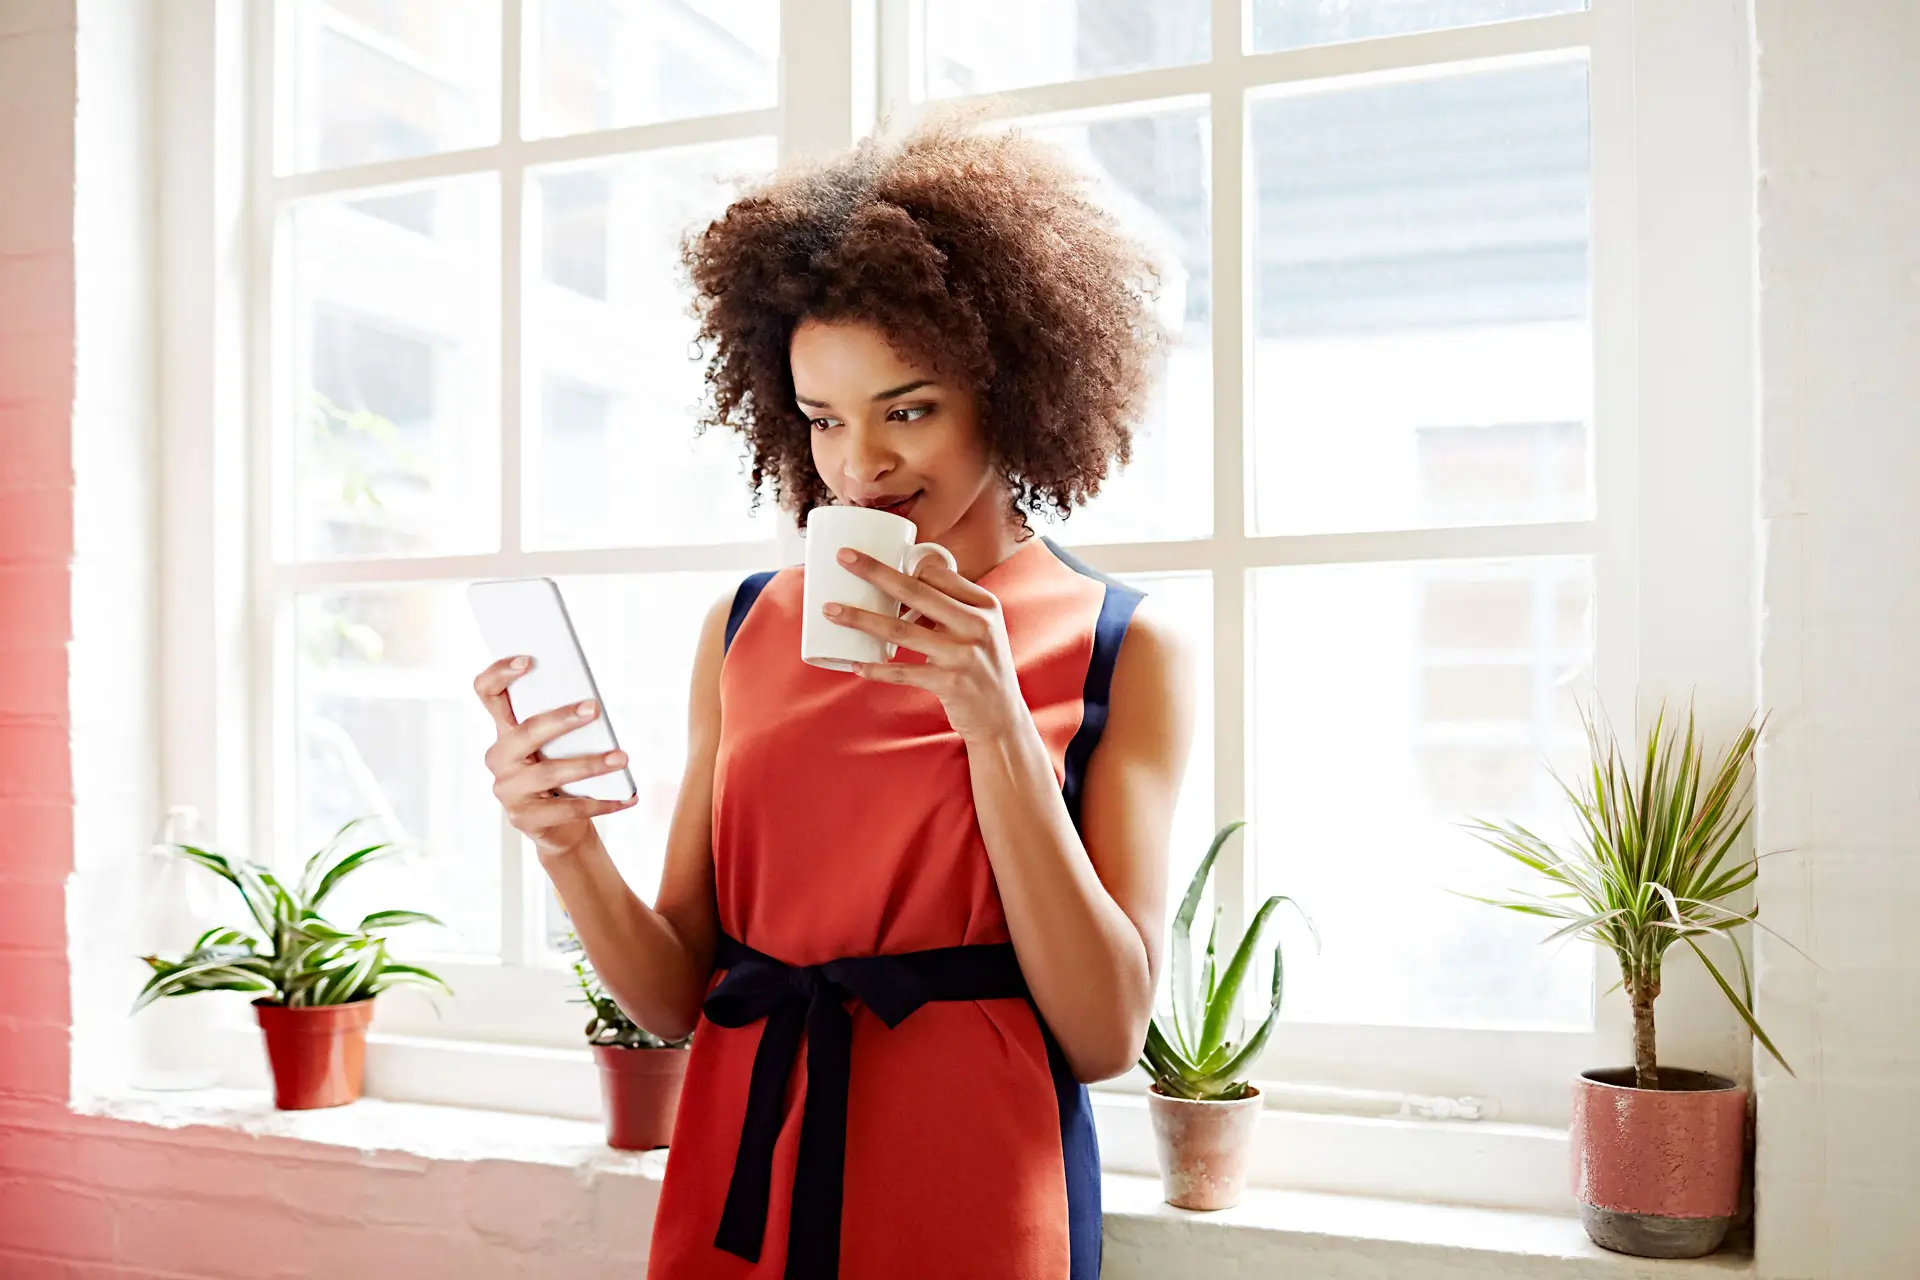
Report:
801,506,958,671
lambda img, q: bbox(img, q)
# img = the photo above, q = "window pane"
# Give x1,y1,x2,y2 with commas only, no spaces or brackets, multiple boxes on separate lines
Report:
282,0,501,173
1024,106,1212,546
539,571,744,950
1249,61,1591,535
525,141,775,549
1251,558,1594,1029
295,585,499,955
525,0,778,138
1252,0,1584,53
921,0,1209,98
290,176,500,560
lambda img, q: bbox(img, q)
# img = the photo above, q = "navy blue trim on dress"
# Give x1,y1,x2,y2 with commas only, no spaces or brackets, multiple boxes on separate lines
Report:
1047,539,1145,832
1039,537,1136,1278
702,931,1033,1280
724,570,777,654
1036,1007,1105,1280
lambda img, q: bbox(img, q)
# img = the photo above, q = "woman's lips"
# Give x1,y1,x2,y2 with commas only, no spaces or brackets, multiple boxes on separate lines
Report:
868,491,921,519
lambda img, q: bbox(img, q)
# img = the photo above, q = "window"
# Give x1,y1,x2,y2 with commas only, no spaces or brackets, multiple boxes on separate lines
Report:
228,0,1666,1207
890,0,1623,1138
258,2,786,1029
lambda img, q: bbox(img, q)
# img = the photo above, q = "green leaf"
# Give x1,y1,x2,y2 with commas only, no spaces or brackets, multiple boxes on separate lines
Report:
1463,699,1789,1073
367,962,452,997
356,909,443,932
1170,822,1245,1065
1684,934,1794,1076
309,841,396,909
132,951,274,1012
1198,894,1298,1063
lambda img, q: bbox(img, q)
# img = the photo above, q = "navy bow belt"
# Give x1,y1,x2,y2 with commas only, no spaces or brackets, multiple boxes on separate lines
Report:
700,930,1031,1279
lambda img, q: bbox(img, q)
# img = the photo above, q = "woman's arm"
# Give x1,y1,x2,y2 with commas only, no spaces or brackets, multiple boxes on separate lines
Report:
967,602,1194,1081
535,592,733,1042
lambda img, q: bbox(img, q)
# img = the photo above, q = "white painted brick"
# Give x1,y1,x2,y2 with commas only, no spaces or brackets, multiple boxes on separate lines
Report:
1807,854,1920,974
0,0,72,40
1755,0,1920,1274
1798,741,1920,851
1756,1176,1831,1280
1819,1081,1920,1191
0,31,76,256
0,249,75,339
1816,972,1920,1087
1824,1186,1920,1280
0,331,75,407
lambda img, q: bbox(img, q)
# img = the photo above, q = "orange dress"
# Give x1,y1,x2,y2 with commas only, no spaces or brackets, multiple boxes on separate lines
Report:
645,536,1142,1280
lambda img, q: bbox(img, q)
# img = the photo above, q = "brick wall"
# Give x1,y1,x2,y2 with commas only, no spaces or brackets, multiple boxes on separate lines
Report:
0,3,80,1150
1751,2,1920,1277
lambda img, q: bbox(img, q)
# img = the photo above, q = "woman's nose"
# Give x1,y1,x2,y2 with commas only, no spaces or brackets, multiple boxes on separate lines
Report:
843,423,897,483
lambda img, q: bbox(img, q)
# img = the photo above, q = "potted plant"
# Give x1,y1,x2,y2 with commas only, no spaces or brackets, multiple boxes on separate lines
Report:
562,931,691,1151
132,817,450,1110
1137,821,1307,1210
1465,702,1793,1258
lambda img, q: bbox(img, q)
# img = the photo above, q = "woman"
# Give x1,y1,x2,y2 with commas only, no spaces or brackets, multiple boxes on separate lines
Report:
473,111,1194,1279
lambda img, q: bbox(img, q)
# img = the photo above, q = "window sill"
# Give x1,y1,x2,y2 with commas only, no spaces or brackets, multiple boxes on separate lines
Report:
76,1086,1752,1280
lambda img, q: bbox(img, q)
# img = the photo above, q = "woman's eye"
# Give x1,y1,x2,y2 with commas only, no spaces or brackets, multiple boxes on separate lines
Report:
889,405,931,423
810,417,837,432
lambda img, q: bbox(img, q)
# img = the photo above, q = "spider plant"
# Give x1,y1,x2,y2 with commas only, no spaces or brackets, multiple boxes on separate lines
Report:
560,931,689,1050
1138,821,1309,1101
1464,700,1792,1090
133,817,451,1011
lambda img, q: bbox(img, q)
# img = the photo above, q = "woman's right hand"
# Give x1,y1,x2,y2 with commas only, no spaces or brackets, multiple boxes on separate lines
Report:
473,656,637,857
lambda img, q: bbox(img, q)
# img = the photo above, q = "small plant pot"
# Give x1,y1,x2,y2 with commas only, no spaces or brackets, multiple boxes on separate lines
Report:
1146,1082,1264,1210
1571,1067,1748,1258
593,1044,690,1151
253,998,375,1110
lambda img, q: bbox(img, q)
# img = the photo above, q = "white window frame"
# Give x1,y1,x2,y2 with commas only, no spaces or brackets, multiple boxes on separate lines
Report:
155,0,1760,1214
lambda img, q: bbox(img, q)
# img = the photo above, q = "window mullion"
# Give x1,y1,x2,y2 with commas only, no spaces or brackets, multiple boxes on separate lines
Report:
1209,0,1251,943
499,0,530,965
1587,0,1640,1070
875,0,916,121
778,0,869,163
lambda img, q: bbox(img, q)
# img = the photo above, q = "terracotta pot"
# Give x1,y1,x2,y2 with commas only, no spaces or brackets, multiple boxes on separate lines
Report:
1146,1082,1264,1209
253,998,375,1110
593,1044,690,1151
1570,1067,1748,1258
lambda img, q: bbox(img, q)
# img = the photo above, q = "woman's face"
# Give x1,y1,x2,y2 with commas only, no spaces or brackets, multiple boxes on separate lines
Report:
791,316,997,539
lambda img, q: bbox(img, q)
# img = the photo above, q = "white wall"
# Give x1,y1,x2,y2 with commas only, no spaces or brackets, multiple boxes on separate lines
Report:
1752,1,1920,1277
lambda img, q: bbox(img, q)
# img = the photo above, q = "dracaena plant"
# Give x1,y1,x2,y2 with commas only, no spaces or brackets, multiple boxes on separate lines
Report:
133,817,451,1011
1138,822,1309,1101
1464,700,1794,1090
560,931,690,1050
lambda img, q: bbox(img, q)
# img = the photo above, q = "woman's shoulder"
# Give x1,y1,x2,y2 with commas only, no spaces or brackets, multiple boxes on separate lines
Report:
720,566,802,655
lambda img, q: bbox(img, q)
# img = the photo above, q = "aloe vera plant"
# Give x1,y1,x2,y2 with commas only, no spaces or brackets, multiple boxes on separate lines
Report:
1465,701,1792,1090
1138,822,1307,1101
133,817,451,1011
561,930,690,1050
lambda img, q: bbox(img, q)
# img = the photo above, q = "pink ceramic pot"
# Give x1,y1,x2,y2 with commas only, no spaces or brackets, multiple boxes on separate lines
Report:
1146,1082,1264,1210
1570,1067,1748,1258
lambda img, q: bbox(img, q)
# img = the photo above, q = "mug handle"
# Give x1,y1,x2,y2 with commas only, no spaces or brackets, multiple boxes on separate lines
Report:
889,542,959,659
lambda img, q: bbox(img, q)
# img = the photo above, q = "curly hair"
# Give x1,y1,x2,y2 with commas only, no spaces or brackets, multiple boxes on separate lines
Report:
680,106,1168,527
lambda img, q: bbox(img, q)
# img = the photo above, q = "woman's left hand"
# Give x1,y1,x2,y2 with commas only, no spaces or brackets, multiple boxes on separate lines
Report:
824,547,1027,743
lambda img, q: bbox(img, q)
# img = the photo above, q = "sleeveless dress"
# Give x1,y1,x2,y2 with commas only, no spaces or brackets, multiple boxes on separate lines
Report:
645,535,1143,1280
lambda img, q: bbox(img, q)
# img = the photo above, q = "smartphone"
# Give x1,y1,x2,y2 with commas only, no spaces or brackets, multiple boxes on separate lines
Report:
465,576,637,804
